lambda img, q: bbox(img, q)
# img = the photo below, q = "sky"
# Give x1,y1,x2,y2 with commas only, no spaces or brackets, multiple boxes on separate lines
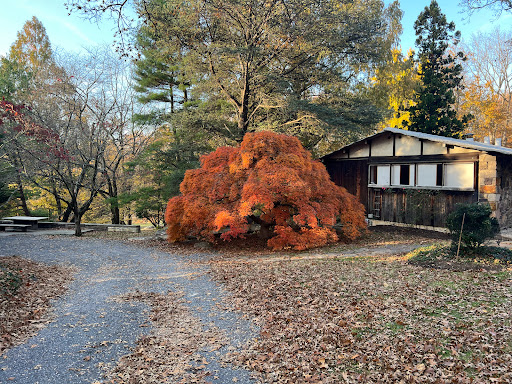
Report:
0,0,117,57
0,0,510,57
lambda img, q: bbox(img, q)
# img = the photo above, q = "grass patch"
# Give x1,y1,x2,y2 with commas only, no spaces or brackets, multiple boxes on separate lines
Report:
406,243,512,271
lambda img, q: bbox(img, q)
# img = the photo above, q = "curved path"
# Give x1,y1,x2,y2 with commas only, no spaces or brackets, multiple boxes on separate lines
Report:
0,235,257,384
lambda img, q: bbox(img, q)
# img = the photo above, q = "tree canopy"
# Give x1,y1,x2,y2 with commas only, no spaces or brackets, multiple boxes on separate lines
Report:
68,0,402,153
165,131,366,250
9,16,53,70
404,0,471,138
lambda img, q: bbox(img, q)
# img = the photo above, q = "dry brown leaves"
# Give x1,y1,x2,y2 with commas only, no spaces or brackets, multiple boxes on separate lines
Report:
211,253,512,383
0,256,74,354
209,226,450,262
107,290,227,384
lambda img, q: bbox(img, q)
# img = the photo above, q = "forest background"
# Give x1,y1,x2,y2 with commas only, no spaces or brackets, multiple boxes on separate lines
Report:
1,0,511,233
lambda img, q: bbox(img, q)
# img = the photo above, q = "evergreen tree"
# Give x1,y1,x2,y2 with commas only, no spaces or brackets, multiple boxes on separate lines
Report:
405,0,470,138
133,28,188,118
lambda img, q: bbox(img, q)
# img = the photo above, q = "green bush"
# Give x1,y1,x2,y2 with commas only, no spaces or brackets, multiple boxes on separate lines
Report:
446,203,499,249
0,264,23,296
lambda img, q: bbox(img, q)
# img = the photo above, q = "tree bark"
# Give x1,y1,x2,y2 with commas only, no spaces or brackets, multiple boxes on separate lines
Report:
107,176,120,224
74,211,82,236
61,204,72,222
15,173,30,216
52,185,63,219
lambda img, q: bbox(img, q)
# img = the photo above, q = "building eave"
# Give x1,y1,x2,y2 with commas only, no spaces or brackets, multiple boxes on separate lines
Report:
322,128,512,159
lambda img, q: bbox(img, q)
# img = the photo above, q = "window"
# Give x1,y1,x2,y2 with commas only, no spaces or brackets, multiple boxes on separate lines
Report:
370,162,475,190
416,164,438,187
400,165,410,185
436,164,443,186
444,163,474,189
369,165,390,186
369,165,377,184
391,164,414,186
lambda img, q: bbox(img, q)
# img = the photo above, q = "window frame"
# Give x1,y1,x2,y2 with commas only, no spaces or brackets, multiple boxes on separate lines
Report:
368,161,475,191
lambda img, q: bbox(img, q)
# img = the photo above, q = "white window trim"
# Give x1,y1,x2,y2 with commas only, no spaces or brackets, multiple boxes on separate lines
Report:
368,162,475,191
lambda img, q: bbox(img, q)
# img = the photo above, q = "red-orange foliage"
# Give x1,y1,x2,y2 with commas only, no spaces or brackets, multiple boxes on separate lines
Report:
165,131,366,250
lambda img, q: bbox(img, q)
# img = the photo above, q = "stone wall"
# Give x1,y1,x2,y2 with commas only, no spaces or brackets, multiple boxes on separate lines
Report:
497,155,512,229
479,153,499,213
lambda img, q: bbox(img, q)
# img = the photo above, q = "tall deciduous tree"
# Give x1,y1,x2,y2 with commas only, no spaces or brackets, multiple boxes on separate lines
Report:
405,0,471,138
0,100,66,214
370,47,419,129
165,131,366,250
461,28,512,144
3,17,58,216
68,0,400,151
8,16,53,70
0,59,31,212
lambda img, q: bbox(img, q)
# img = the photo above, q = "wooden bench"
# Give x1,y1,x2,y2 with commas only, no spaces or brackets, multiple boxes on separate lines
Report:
0,223,32,232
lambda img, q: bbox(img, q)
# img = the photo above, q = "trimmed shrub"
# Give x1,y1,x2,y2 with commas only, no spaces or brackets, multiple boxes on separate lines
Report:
446,203,499,249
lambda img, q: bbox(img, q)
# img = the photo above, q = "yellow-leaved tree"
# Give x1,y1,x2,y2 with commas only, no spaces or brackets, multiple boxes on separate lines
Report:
371,48,419,130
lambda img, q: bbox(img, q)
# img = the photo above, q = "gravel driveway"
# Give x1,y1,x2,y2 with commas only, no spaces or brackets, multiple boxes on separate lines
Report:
0,234,257,383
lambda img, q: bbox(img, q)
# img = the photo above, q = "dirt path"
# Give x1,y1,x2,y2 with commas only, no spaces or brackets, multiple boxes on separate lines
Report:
0,235,257,384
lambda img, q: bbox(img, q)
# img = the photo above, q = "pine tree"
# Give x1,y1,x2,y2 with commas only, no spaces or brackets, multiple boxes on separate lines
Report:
133,28,188,118
405,0,471,138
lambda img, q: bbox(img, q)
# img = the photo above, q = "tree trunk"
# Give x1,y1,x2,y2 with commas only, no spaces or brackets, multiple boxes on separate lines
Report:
52,185,62,218
15,172,30,216
236,65,250,141
74,211,82,237
111,204,120,224
258,222,273,239
170,85,174,113
108,178,120,224
61,204,73,222
250,215,273,239
238,87,250,140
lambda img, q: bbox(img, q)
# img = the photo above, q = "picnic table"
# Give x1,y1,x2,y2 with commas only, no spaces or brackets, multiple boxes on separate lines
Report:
1,216,49,230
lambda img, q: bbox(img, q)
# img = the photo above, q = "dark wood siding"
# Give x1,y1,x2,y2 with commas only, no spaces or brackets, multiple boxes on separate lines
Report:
325,160,369,210
325,157,480,228
368,188,477,227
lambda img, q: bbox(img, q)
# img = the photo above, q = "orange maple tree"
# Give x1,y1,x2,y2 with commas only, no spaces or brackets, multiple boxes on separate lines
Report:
165,131,366,250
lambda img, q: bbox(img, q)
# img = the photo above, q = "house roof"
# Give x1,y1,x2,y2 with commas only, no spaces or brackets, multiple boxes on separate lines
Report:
323,127,512,158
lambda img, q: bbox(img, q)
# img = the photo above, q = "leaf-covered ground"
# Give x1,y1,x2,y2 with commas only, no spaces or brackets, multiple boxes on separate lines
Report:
3,228,511,383
0,256,74,354
210,238,512,383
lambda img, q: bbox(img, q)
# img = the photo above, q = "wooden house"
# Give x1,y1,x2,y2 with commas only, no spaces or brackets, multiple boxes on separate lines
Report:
322,128,512,229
